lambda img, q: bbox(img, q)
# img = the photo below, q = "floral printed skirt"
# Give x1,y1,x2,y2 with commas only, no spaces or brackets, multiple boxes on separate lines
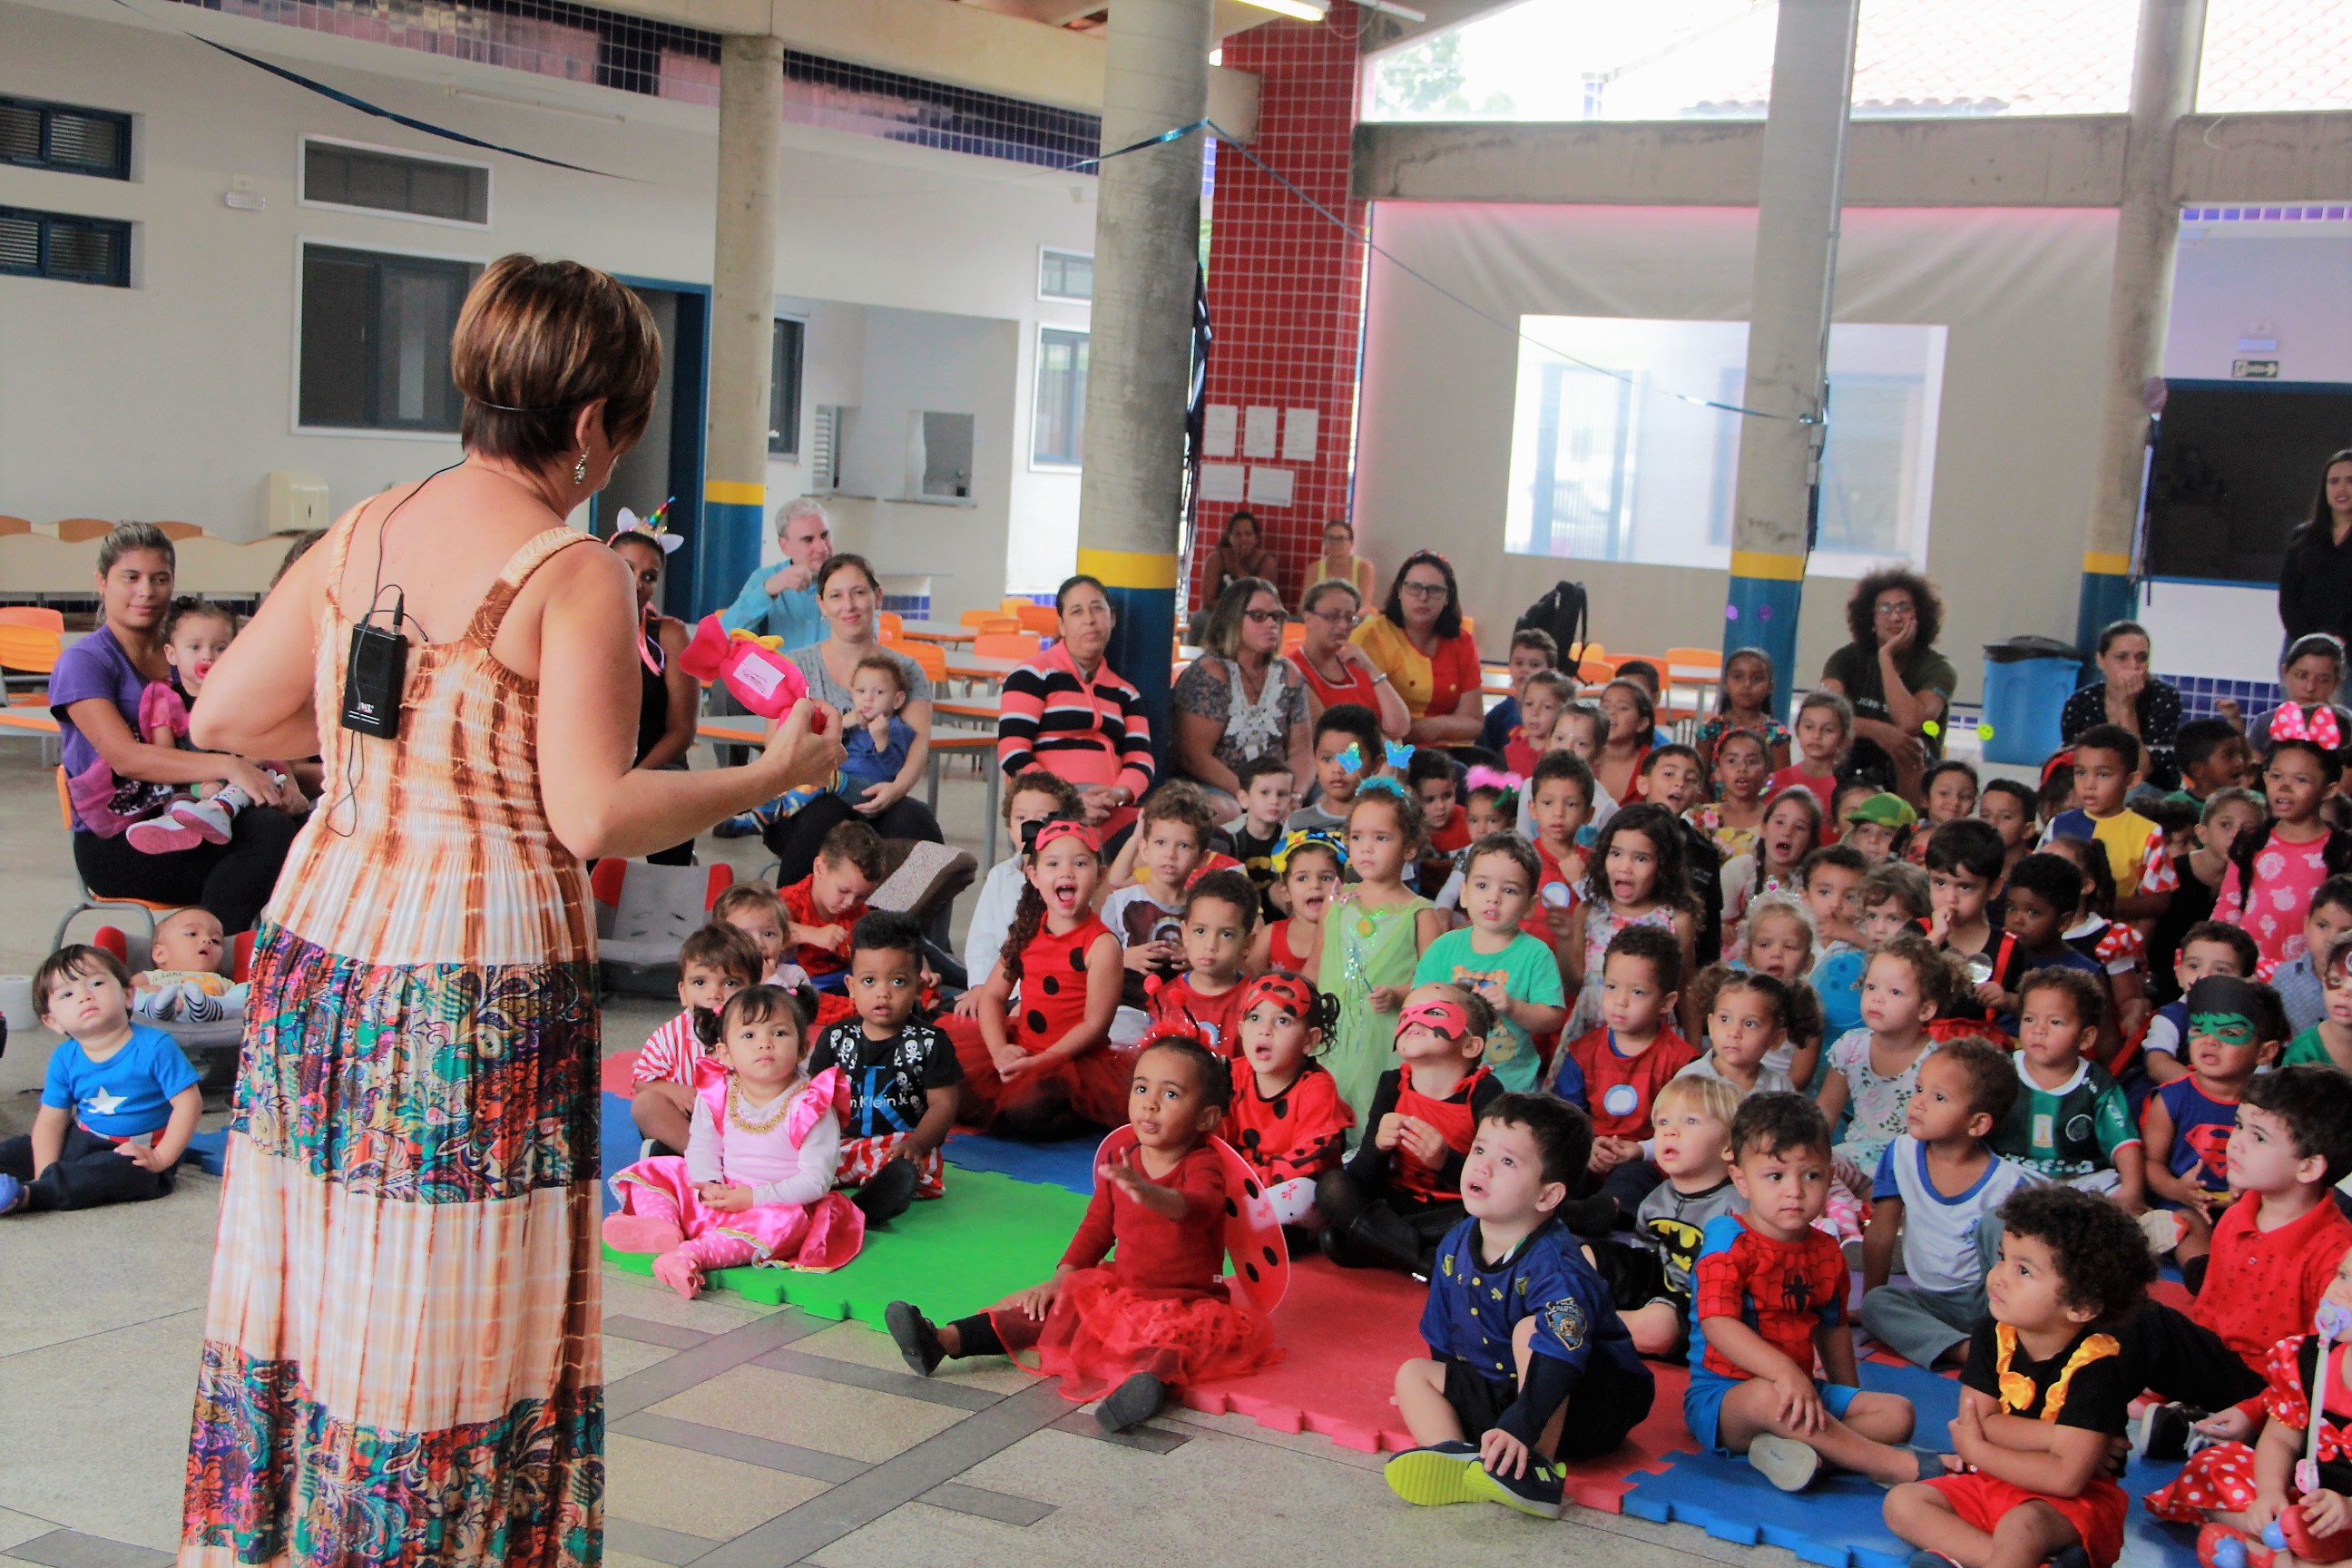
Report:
180,923,603,1567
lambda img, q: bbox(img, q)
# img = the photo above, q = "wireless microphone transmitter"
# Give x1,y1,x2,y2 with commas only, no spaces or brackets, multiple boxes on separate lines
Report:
341,603,407,740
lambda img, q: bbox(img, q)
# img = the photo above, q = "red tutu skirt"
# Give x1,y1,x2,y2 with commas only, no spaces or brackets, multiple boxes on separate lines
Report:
943,1015,1137,1129
612,1154,864,1271
1004,1267,1279,1403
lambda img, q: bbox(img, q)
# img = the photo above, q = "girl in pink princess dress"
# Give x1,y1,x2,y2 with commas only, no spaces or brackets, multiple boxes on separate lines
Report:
605,985,863,1298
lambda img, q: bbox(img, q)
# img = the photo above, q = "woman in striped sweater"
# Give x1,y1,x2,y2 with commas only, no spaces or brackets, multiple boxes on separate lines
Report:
997,574,1156,849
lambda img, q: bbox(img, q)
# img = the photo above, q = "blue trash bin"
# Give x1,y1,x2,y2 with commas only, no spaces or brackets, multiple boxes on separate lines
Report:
1980,637,2082,765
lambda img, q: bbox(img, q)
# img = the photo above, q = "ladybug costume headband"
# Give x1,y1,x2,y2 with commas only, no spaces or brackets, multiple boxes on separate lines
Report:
1024,817,1101,857
1239,971,1338,1034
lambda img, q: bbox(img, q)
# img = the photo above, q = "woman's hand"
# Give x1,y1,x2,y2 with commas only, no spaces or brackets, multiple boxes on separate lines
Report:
1076,784,1122,826
221,758,292,808
759,698,847,793
853,779,909,817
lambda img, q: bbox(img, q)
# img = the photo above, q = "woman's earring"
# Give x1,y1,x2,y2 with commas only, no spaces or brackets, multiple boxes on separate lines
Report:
573,450,590,485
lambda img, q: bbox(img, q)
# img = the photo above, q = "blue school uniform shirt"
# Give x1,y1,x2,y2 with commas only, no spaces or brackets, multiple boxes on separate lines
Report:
2150,1075,2237,1194
41,1024,199,1139
1423,1214,1646,1396
1812,946,1867,1041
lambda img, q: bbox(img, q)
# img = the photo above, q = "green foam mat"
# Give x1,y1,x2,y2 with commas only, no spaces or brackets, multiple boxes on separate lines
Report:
603,1167,1091,1328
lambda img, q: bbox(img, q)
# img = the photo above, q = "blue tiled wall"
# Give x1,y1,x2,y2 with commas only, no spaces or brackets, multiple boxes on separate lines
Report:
2160,671,2283,722
880,593,931,618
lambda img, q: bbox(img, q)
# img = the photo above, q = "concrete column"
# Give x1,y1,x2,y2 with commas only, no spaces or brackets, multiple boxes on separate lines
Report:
1722,0,1860,718
700,33,783,618
2075,0,2205,657
1077,0,1213,742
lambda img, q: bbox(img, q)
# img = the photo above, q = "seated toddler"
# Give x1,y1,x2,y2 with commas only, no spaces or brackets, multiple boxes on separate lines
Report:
129,906,249,1023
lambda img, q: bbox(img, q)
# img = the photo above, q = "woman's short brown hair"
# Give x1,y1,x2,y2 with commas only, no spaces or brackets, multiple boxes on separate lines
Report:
453,254,661,470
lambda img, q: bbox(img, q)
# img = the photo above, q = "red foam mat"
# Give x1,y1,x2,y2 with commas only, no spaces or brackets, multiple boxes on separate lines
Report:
1179,1254,1695,1512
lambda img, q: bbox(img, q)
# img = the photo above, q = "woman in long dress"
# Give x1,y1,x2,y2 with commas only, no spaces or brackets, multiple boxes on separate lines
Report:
177,255,844,1566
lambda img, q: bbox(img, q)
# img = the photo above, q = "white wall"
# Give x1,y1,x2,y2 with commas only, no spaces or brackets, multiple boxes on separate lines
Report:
1356,201,2118,705
0,0,1095,619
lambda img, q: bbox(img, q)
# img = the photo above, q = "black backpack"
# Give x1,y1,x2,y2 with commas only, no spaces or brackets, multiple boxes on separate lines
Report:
1514,580,1591,665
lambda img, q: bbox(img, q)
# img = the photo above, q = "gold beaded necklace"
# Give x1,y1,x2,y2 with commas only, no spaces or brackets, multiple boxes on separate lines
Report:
727,1076,799,1136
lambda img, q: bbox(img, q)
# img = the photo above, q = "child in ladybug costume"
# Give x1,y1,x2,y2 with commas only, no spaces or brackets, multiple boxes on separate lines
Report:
884,1030,1287,1432
1316,984,1504,1277
1225,970,1356,1227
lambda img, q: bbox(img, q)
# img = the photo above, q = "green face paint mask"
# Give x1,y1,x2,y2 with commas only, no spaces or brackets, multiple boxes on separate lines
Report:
2187,1012,2258,1048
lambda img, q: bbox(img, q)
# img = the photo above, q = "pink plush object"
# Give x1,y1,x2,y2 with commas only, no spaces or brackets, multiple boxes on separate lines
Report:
677,615,827,730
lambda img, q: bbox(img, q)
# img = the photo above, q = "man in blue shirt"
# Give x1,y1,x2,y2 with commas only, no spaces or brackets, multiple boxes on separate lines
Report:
720,495,834,651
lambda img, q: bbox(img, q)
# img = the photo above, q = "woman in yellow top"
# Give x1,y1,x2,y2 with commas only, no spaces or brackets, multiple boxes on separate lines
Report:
1349,551,1485,747
1306,517,1376,603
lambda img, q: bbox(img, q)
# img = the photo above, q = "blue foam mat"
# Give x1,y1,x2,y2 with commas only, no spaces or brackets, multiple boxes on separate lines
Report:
185,1129,227,1176
940,1131,1097,1193
1621,1361,2197,1568
601,1092,642,1214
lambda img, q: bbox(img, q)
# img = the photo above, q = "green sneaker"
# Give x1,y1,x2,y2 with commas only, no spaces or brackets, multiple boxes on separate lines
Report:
1384,1442,1485,1506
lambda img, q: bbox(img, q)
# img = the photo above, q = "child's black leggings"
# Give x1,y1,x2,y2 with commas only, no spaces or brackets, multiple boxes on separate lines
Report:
0,1125,176,1211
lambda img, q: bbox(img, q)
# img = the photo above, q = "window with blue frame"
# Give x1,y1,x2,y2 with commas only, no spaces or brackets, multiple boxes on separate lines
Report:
0,207,131,287
0,95,131,180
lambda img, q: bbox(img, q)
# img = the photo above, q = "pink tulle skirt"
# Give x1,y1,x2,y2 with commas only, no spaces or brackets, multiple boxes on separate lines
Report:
612,1154,863,1271
1010,1267,1279,1402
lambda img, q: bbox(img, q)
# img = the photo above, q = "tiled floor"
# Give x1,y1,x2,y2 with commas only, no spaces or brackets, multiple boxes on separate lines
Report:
0,740,1789,1568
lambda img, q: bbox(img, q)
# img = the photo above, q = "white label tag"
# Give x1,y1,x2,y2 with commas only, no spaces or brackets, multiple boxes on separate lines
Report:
736,657,784,701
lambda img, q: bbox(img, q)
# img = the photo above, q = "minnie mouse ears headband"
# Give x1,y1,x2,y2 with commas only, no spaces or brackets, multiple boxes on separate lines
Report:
612,501,683,554
2272,703,2343,750
1024,816,1102,857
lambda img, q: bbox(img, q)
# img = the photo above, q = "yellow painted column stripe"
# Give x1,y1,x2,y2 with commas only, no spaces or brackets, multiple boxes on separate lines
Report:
2082,551,2132,575
1077,547,1180,590
1730,549,1807,582
705,479,765,506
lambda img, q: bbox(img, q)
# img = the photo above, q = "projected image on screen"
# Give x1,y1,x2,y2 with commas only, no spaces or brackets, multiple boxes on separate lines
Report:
1503,318,1948,575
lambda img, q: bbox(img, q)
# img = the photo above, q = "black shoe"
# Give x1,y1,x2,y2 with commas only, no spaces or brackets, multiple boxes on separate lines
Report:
1468,1455,1567,1519
1096,1372,1167,1433
1348,1209,1425,1276
2048,1547,2090,1568
854,1160,921,1224
1318,1223,1365,1269
1556,1193,1619,1238
884,1300,944,1377
1384,1441,1485,1507
2132,1402,2200,1461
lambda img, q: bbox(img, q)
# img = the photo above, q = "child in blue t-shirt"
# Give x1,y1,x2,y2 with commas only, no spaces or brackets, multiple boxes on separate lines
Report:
0,946,201,1215
838,653,916,806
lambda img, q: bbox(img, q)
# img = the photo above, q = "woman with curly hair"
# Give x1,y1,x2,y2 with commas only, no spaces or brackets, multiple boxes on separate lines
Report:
1349,550,1485,748
1818,567,1956,801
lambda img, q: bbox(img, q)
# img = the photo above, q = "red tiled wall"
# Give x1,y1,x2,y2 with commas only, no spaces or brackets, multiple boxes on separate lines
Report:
1193,13,1369,614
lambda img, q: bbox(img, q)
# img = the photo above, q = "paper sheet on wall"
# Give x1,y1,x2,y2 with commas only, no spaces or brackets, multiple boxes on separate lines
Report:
1243,407,1279,459
1282,408,1318,462
1200,463,1247,503
1247,466,1294,507
1204,404,1238,457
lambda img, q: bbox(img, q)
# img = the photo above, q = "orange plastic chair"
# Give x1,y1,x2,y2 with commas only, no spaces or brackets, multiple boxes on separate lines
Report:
877,611,904,638
971,615,1019,637
53,769,180,949
1280,622,1307,653
884,636,947,688
960,608,1005,631
0,515,31,536
974,631,1043,662
0,606,65,630
152,521,202,541
54,517,113,542
1014,603,1059,636
1,622,62,705
1576,654,1621,684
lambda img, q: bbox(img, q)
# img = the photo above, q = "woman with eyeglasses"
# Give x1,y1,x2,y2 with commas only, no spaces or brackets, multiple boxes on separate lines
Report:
1818,567,1956,802
1307,517,1376,603
1350,551,1485,747
1290,579,1409,741
1171,576,1313,815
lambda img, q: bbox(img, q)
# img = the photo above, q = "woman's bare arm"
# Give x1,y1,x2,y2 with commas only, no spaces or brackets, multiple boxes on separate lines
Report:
186,538,330,762
1174,706,1243,797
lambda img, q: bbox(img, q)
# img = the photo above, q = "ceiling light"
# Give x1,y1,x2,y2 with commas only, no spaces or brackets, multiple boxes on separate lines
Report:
1233,0,1330,20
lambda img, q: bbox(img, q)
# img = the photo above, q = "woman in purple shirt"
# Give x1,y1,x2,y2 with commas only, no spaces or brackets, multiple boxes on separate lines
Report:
51,524,299,932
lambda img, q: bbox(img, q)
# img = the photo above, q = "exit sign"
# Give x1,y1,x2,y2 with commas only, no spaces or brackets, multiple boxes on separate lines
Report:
2233,358,2281,378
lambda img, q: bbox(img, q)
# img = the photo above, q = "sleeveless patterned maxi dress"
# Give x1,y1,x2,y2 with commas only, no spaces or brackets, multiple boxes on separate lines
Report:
181,520,603,1567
